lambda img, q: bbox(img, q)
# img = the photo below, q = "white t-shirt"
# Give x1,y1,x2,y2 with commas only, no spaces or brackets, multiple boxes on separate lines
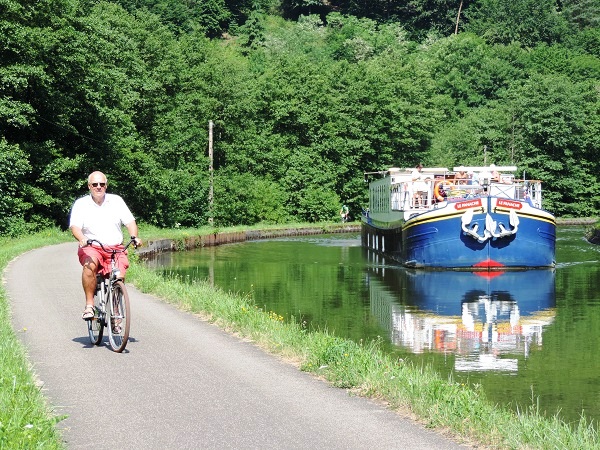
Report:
69,193,135,245
478,171,492,184
411,169,429,192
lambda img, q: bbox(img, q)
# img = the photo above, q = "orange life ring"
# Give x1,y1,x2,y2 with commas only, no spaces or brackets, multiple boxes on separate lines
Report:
434,181,450,202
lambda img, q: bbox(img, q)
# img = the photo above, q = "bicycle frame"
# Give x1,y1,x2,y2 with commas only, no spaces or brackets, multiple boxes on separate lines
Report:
86,238,136,352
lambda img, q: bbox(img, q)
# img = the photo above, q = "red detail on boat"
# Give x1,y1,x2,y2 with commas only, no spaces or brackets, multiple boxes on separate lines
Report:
455,199,482,210
473,259,505,269
497,199,522,210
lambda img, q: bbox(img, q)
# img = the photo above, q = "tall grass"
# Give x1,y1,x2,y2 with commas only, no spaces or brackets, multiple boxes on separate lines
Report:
0,229,70,449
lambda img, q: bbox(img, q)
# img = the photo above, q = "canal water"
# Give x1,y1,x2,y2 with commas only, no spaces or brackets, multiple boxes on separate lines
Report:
147,227,600,425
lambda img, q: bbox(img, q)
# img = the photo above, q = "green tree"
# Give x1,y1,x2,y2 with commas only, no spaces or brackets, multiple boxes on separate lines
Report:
225,0,280,21
423,33,527,111
402,0,472,37
567,27,600,58
505,74,600,216
525,43,600,81
466,0,569,46
2,0,600,235
0,0,96,228
280,0,330,19
112,0,232,36
213,171,289,225
561,0,600,30
429,102,514,168
0,140,32,236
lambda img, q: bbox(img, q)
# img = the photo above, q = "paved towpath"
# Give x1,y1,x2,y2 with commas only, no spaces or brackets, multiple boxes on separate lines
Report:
6,242,470,449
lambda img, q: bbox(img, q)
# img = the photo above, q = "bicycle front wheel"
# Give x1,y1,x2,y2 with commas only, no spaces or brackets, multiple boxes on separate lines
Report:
108,281,131,352
88,285,104,345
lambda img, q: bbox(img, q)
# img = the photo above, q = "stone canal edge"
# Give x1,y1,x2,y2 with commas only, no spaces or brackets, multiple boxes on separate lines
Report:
141,223,362,257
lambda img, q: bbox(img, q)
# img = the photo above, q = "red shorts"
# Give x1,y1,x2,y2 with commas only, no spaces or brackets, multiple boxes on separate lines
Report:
77,245,130,278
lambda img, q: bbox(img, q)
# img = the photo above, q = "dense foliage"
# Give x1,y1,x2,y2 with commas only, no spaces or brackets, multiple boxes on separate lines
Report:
0,0,598,234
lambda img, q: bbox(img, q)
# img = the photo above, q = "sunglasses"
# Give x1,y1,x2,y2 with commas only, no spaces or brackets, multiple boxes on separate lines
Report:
90,182,106,188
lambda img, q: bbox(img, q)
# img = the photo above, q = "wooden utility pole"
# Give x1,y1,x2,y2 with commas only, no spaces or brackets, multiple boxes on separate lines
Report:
455,0,463,35
208,120,214,226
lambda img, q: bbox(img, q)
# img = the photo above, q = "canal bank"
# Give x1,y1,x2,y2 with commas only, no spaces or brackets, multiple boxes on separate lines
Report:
140,223,361,257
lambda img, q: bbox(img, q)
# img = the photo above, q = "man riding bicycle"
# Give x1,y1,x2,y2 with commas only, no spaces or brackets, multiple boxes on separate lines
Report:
69,171,142,320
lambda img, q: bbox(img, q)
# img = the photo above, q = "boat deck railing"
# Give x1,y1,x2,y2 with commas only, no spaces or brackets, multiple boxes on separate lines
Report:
367,166,545,215
389,179,543,212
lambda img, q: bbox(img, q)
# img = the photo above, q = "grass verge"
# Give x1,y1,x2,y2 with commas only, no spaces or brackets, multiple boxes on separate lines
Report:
0,229,70,449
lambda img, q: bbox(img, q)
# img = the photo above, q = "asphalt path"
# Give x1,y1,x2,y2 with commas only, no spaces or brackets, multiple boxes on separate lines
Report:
6,242,470,449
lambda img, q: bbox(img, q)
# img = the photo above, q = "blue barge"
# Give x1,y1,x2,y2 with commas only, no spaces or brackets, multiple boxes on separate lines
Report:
361,165,556,270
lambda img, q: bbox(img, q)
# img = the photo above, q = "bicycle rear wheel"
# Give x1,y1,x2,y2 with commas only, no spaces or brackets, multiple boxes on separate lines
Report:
108,281,130,352
88,283,104,345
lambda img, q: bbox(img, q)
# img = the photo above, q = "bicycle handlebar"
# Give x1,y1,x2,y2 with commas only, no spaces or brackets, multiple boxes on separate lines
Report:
85,238,139,252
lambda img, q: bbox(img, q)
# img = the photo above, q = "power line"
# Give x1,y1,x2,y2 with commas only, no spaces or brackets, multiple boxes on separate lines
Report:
37,115,110,145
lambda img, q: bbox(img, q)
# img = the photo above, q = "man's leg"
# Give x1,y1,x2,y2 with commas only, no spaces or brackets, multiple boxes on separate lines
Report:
81,255,99,308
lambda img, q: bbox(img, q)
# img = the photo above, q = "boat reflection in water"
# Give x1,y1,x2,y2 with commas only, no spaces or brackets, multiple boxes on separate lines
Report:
366,256,556,372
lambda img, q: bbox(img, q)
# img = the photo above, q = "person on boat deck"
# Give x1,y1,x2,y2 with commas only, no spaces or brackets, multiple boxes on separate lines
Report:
491,165,501,182
411,163,430,208
467,171,474,185
454,168,468,186
470,171,479,185
479,165,507,185
478,168,494,185
491,165,511,183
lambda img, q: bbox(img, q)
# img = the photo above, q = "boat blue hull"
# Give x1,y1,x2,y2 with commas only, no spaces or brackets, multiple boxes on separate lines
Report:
362,197,556,270
403,214,555,268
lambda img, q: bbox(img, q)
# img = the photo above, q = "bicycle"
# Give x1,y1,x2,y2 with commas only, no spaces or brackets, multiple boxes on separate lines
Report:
85,238,137,352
